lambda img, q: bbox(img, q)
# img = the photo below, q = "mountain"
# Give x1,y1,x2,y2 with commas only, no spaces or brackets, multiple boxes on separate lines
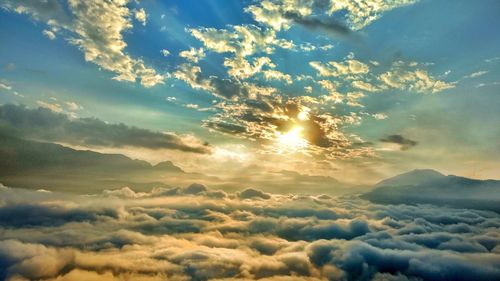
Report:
361,169,500,212
0,135,216,193
0,135,363,195
153,161,184,173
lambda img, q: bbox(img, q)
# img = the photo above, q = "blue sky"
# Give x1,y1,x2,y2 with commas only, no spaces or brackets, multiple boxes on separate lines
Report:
0,0,499,182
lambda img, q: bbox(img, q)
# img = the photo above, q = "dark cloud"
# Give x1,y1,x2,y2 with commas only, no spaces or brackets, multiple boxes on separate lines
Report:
0,184,499,281
307,239,500,281
0,104,212,154
283,11,352,38
380,134,418,150
203,120,248,135
209,77,247,100
276,0,361,40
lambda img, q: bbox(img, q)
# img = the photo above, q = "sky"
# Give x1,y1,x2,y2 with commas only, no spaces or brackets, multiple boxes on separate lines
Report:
0,0,499,185
1,2,500,281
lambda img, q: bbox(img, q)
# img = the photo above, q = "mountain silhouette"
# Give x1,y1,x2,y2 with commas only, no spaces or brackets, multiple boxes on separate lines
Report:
0,134,216,193
362,169,500,212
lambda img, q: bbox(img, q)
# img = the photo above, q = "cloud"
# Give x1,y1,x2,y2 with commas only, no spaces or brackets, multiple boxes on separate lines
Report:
0,0,71,25
134,8,147,26
380,134,417,150
245,0,419,31
224,57,273,80
464,70,488,79
0,104,213,154
1,0,164,87
161,49,170,57
306,239,500,281
0,83,12,91
238,188,271,199
42,29,56,40
173,4,449,162
262,69,293,84
310,58,370,77
36,100,64,113
0,184,499,281
282,10,352,38
310,58,454,95
378,61,455,94
372,113,388,120
179,47,206,63
328,0,419,30
200,94,377,160
189,25,281,58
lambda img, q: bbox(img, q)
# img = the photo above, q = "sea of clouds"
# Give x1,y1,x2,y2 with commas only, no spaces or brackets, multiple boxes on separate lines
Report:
0,183,499,281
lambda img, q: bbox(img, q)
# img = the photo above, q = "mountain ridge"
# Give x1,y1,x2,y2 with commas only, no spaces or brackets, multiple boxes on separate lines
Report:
362,169,500,212
0,135,193,192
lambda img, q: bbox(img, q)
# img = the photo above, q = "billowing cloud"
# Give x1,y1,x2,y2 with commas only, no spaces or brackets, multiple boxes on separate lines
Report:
0,184,498,281
0,104,212,154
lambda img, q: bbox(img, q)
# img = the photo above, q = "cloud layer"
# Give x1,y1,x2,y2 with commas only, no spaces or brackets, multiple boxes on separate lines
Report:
0,184,499,281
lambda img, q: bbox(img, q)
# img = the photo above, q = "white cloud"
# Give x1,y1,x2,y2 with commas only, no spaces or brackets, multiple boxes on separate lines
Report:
351,80,379,92
310,59,369,77
263,69,293,84
0,82,12,91
189,25,284,59
179,47,206,63
224,57,273,80
161,49,171,57
134,8,147,26
464,70,488,79
37,100,63,113
65,101,83,111
379,61,455,94
372,113,388,120
476,81,500,88
42,29,56,40
484,56,500,63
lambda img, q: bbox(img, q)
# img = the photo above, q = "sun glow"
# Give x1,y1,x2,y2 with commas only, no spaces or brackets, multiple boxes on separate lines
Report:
277,126,308,150
297,107,310,121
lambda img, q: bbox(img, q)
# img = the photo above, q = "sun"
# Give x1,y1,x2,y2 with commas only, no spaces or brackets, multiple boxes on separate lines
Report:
277,126,308,150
